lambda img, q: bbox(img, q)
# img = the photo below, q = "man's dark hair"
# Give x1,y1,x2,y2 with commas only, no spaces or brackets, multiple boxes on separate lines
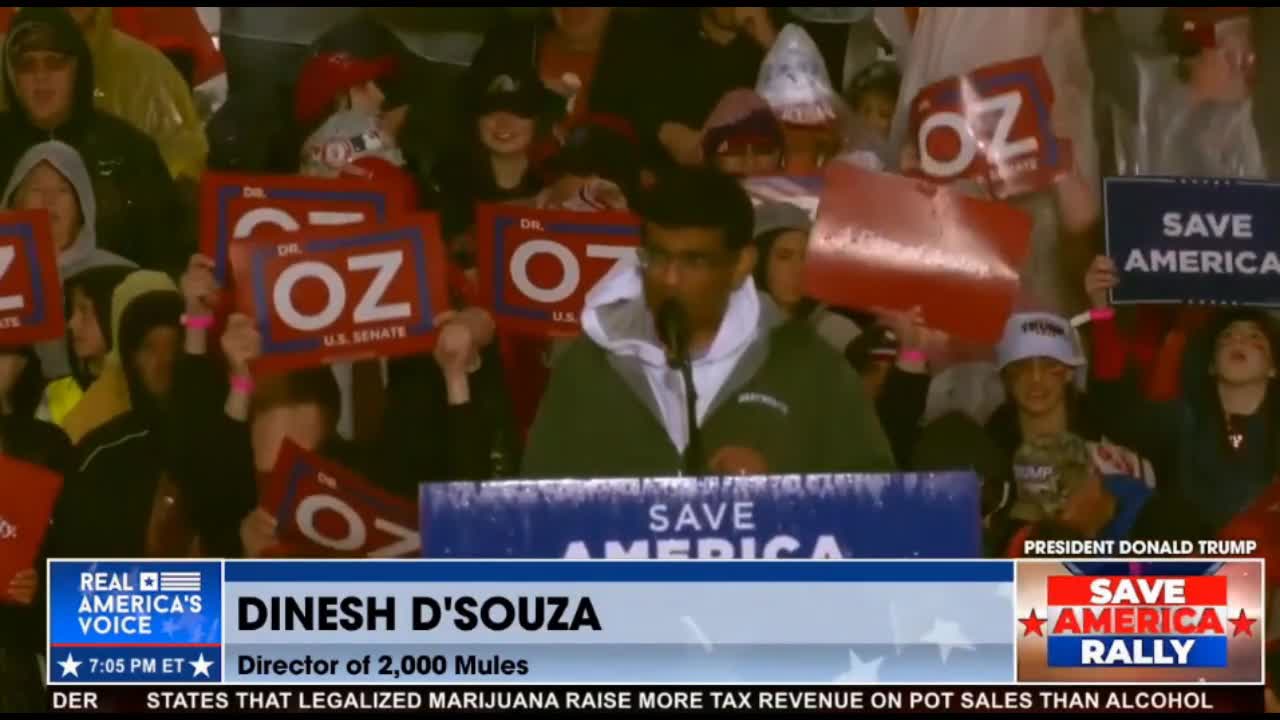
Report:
635,166,754,252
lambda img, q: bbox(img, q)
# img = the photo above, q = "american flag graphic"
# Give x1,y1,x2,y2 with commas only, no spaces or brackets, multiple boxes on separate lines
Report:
160,571,201,592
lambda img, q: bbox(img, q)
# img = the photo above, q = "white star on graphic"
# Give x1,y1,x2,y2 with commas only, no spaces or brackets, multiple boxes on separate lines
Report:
189,654,213,679
832,649,883,683
920,618,975,664
58,653,82,678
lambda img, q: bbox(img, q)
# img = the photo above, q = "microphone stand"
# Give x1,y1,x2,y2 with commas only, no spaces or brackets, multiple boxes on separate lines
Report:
677,355,702,477
658,299,703,476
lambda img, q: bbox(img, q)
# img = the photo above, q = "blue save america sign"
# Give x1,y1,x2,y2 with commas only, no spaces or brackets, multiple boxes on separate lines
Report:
1104,177,1280,306
420,473,981,559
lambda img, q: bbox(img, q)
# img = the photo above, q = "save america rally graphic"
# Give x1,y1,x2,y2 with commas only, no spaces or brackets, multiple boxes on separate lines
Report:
1016,560,1264,682
47,561,223,684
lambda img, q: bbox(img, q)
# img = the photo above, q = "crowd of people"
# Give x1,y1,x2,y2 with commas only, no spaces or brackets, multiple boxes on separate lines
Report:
0,6,1278,708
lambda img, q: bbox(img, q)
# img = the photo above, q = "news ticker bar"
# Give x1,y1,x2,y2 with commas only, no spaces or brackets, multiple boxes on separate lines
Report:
48,559,1267,686
49,685,1265,714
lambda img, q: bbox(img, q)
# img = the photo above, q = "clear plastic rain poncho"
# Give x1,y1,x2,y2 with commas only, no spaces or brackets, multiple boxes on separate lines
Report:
874,7,1102,424
879,6,1100,317
1096,12,1265,179
755,24,892,175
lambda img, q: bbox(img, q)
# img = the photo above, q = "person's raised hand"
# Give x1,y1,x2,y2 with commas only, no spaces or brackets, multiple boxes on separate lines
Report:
1084,255,1118,310
239,508,277,559
434,320,480,379
221,313,262,377
180,254,219,315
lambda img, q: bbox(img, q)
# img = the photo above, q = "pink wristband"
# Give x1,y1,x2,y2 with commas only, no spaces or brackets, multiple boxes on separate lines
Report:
181,314,214,330
1090,307,1116,322
898,349,927,366
230,375,255,395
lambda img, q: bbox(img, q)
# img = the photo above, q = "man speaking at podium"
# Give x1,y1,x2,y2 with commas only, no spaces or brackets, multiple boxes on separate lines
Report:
522,166,894,477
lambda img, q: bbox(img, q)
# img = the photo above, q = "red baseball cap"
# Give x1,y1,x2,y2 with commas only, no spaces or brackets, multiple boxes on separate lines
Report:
294,52,397,127
1174,7,1250,50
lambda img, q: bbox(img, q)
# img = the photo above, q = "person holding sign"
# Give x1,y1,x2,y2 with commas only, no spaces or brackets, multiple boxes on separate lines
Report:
173,299,360,558
523,166,894,477
0,7,185,276
1088,299,1280,532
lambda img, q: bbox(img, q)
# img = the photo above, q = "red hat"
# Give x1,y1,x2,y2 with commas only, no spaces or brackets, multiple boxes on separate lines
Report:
294,52,397,127
1174,7,1250,50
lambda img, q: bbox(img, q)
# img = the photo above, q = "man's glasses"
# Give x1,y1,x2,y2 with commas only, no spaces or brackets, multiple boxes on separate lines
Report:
636,245,734,274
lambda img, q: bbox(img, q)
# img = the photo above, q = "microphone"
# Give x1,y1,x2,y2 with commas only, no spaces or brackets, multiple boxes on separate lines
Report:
655,298,701,476
656,299,691,370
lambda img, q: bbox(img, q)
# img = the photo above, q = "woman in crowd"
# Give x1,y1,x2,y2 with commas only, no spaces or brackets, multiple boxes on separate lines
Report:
751,200,935,466
752,201,860,352
433,63,562,224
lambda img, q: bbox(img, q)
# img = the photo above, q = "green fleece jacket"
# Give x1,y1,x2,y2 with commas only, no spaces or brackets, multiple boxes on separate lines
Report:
522,302,897,478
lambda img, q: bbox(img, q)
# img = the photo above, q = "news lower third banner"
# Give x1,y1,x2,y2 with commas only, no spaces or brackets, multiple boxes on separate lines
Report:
47,560,1265,686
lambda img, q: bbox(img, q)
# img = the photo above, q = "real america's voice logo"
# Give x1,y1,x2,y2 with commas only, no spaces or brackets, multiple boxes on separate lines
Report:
1015,561,1264,682
48,561,223,684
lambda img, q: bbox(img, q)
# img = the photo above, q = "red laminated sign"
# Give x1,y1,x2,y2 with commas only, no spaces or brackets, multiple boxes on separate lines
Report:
909,56,1071,199
0,455,62,601
200,172,407,284
263,440,419,558
229,214,449,375
475,204,642,336
805,162,1031,344
0,210,64,346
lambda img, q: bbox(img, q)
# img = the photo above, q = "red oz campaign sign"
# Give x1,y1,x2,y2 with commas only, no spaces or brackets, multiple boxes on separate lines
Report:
0,455,63,600
264,440,418,558
230,215,448,375
0,210,64,345
909,55,1070,199
201,172,405,283
806,162,1031,344
476,204,641,336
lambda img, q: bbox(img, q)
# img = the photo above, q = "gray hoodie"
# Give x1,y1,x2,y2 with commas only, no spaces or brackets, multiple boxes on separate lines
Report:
3,141,136,378
580,255,764,452
4,141,136,280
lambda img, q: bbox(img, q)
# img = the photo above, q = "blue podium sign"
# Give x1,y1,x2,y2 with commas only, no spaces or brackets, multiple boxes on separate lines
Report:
420,473,981,559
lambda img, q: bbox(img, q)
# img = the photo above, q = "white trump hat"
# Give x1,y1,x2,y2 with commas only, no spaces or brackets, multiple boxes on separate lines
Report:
996,312,1084,370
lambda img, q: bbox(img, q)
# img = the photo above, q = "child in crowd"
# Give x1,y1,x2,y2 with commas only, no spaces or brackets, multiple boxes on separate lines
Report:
844,60,899,140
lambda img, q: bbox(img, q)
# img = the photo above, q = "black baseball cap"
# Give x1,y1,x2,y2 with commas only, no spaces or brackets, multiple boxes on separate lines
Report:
468,67,563,119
